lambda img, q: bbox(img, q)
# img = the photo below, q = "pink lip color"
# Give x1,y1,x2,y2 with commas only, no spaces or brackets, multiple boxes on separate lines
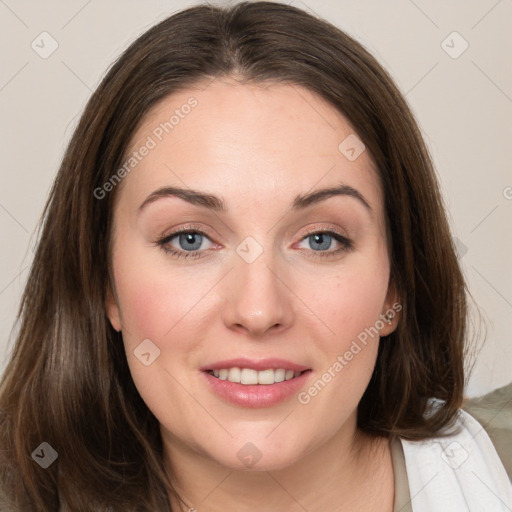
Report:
200,357,310,373
200,369,312,408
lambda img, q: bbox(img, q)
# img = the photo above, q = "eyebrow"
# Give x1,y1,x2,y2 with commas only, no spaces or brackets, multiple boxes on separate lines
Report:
138,184,372,215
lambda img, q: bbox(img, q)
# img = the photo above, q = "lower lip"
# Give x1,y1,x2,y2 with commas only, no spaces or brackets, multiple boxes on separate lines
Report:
201,370,312,408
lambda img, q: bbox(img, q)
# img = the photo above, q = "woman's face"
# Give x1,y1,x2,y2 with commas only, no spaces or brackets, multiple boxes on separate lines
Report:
106,78,398,471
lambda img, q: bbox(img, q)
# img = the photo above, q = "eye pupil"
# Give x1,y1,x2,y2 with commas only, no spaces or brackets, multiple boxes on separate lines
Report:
179,232,202,251
309,233,331,251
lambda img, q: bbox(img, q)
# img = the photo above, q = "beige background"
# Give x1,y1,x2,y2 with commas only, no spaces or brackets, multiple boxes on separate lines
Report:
0,0,511,397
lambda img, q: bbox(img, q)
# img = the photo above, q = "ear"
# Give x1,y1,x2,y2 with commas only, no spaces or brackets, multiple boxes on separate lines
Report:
379,278,401,337
106,283,122,332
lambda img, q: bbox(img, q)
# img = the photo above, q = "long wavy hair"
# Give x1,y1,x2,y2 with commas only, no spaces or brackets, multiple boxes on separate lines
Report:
0,1,479,510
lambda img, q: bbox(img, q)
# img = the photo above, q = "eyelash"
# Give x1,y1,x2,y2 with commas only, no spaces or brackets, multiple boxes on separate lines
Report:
156,226,353,260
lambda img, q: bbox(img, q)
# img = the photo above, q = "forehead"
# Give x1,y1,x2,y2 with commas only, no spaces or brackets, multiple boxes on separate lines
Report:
117,78,383,219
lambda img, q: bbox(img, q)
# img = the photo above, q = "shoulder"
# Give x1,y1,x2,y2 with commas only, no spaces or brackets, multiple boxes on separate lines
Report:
462,381,512,482
398,400,512,511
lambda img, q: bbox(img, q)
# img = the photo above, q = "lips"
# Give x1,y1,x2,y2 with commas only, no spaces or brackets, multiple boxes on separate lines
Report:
199,357,313,408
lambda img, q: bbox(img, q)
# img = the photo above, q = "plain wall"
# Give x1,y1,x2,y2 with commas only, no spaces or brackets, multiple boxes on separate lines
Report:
0,0,511,397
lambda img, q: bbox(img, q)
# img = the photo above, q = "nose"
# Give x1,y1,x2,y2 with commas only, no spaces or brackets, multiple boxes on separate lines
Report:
221,248,294,338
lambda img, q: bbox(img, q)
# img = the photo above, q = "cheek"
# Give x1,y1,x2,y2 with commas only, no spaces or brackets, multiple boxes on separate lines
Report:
111,247,215,380
112,254,199,410
112,244,194,341
296,273,385,429
304,259,389,347
116,272,173,342
296,254,389,406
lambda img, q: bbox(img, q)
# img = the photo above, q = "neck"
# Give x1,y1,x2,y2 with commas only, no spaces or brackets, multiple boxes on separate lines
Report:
163,413,394,512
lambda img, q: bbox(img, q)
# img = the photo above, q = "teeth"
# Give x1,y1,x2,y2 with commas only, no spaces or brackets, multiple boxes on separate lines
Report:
228,367,241,382
241,368,258,385
257,369,274,385
274,368,286,383
209,367,304,385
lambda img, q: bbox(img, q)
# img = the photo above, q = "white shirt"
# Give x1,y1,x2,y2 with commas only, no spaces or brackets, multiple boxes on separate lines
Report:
401,403,512,511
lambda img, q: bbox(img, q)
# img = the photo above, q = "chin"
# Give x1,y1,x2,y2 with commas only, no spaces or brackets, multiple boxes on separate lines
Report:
207,436,308,472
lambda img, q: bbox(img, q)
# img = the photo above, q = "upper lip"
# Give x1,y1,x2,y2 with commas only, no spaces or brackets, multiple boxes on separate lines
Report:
200,357,311,372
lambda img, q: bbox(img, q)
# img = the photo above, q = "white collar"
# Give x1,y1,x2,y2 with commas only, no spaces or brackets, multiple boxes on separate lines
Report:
400,402,512,511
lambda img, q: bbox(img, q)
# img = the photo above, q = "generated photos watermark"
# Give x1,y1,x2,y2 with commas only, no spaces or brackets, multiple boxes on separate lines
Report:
94,97,198,200
298,301,402,405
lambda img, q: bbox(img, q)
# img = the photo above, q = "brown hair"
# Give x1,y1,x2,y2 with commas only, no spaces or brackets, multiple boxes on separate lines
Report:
0,1,478,510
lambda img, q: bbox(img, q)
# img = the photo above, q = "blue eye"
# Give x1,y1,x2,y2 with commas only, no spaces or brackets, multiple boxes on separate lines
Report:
157,229,212,259
297,230,353,258
156,227,353,260
306,232,335,251
174,232,204,251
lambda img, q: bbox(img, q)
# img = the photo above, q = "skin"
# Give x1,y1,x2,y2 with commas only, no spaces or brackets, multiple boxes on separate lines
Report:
106,77,400,511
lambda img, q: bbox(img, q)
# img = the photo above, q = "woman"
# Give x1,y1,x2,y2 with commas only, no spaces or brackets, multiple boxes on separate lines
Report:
0,2,510,511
